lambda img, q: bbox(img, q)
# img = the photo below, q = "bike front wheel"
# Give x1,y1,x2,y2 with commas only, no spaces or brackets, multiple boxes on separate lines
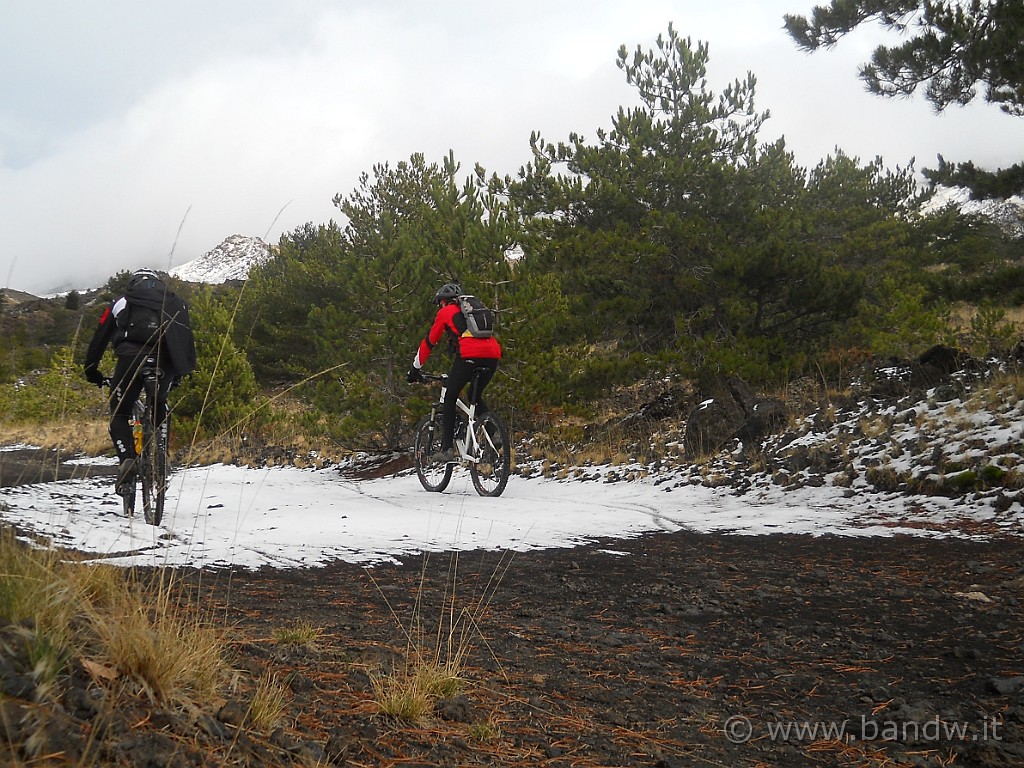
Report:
414,415,453,492
470,412,510,497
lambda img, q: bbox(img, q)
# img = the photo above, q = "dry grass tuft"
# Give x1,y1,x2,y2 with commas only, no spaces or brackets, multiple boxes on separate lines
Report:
0,532,79,687
858,413,891,439
371,667,437,721
89,578,227,703
272,620,324,647
0,533,228,710
969,369,1024,412
247,671,289,732
366,552,512,722
370,657,464,721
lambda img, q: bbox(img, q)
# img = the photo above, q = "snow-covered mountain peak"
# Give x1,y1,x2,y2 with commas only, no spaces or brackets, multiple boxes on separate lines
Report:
170,235,272,284
922,185,1024,237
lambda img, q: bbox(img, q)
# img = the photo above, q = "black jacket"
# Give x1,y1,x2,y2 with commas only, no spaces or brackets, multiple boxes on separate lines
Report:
84,280,197,378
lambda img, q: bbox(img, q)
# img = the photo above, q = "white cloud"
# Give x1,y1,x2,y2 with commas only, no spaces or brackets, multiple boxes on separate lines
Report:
2,1,1023,294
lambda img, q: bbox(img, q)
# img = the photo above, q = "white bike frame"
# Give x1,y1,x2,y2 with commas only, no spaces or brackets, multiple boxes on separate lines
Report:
437,381,482,464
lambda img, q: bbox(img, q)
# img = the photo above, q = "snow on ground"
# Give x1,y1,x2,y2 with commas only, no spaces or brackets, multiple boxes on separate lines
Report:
1,451,1021,571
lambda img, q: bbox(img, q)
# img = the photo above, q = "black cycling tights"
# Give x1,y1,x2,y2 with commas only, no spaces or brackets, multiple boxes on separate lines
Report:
440,357,499,451
107,354,172,462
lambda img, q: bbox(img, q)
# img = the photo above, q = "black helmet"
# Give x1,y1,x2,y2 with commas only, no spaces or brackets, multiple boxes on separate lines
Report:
128,268,162,290
433,283,461,303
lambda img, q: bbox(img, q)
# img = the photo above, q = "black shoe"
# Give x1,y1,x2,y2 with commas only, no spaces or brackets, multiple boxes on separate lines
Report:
115,458,137,496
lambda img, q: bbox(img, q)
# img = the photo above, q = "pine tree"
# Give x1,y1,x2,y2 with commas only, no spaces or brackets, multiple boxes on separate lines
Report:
237,222,348,382
242,152,520,449
173,286,267,446
785,1,1024,116
923,156,1024,198
506,25,889,385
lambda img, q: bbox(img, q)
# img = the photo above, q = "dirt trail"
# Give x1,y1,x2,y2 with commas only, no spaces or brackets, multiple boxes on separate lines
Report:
174,531,1023,767
0,446,114,487
1,447,1022,766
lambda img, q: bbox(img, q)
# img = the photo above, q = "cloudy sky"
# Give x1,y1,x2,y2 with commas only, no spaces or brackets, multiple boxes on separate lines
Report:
3,0,1023,296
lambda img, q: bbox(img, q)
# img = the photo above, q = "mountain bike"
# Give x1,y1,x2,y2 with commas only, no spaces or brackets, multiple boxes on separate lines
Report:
413,371,511,497
108,356,171,525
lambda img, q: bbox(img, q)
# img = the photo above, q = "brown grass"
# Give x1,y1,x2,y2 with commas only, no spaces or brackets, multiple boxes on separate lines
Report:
0,418,110,456
0,533,229,711
365,552,512,722
247,671,289,732
88,575,227,703
948,302,1024,328
272,620,325,647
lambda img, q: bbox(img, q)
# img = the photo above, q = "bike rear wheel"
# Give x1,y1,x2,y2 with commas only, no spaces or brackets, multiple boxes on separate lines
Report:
140,417,169,526
414,415,453,492
470,412,510,497
121,478,137,517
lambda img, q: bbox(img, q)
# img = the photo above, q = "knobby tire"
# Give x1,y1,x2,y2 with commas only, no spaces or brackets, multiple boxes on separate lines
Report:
140,414,169,526
414,415,453,492
469,412,510,497
121,478,137,517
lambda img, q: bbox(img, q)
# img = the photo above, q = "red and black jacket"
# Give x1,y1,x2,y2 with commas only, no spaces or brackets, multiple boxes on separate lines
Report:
414,302,501,369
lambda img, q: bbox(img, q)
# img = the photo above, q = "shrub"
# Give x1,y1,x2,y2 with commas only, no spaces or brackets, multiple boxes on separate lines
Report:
0,346,97,423
959,302,1020,358
172,287,271,447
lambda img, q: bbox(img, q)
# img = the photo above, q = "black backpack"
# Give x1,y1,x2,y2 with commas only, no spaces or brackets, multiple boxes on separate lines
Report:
457,295,496,338
116,282,197,377
119,301,167,346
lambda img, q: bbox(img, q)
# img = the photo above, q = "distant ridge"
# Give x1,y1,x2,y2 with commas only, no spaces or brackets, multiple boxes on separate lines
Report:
923,185,1024,238
170,234,272,284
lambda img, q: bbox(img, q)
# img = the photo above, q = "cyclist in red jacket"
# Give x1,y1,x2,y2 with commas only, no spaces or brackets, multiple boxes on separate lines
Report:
407,283,501,462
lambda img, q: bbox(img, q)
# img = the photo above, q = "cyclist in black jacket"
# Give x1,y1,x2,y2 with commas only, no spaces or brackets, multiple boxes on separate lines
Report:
83,269,196,493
